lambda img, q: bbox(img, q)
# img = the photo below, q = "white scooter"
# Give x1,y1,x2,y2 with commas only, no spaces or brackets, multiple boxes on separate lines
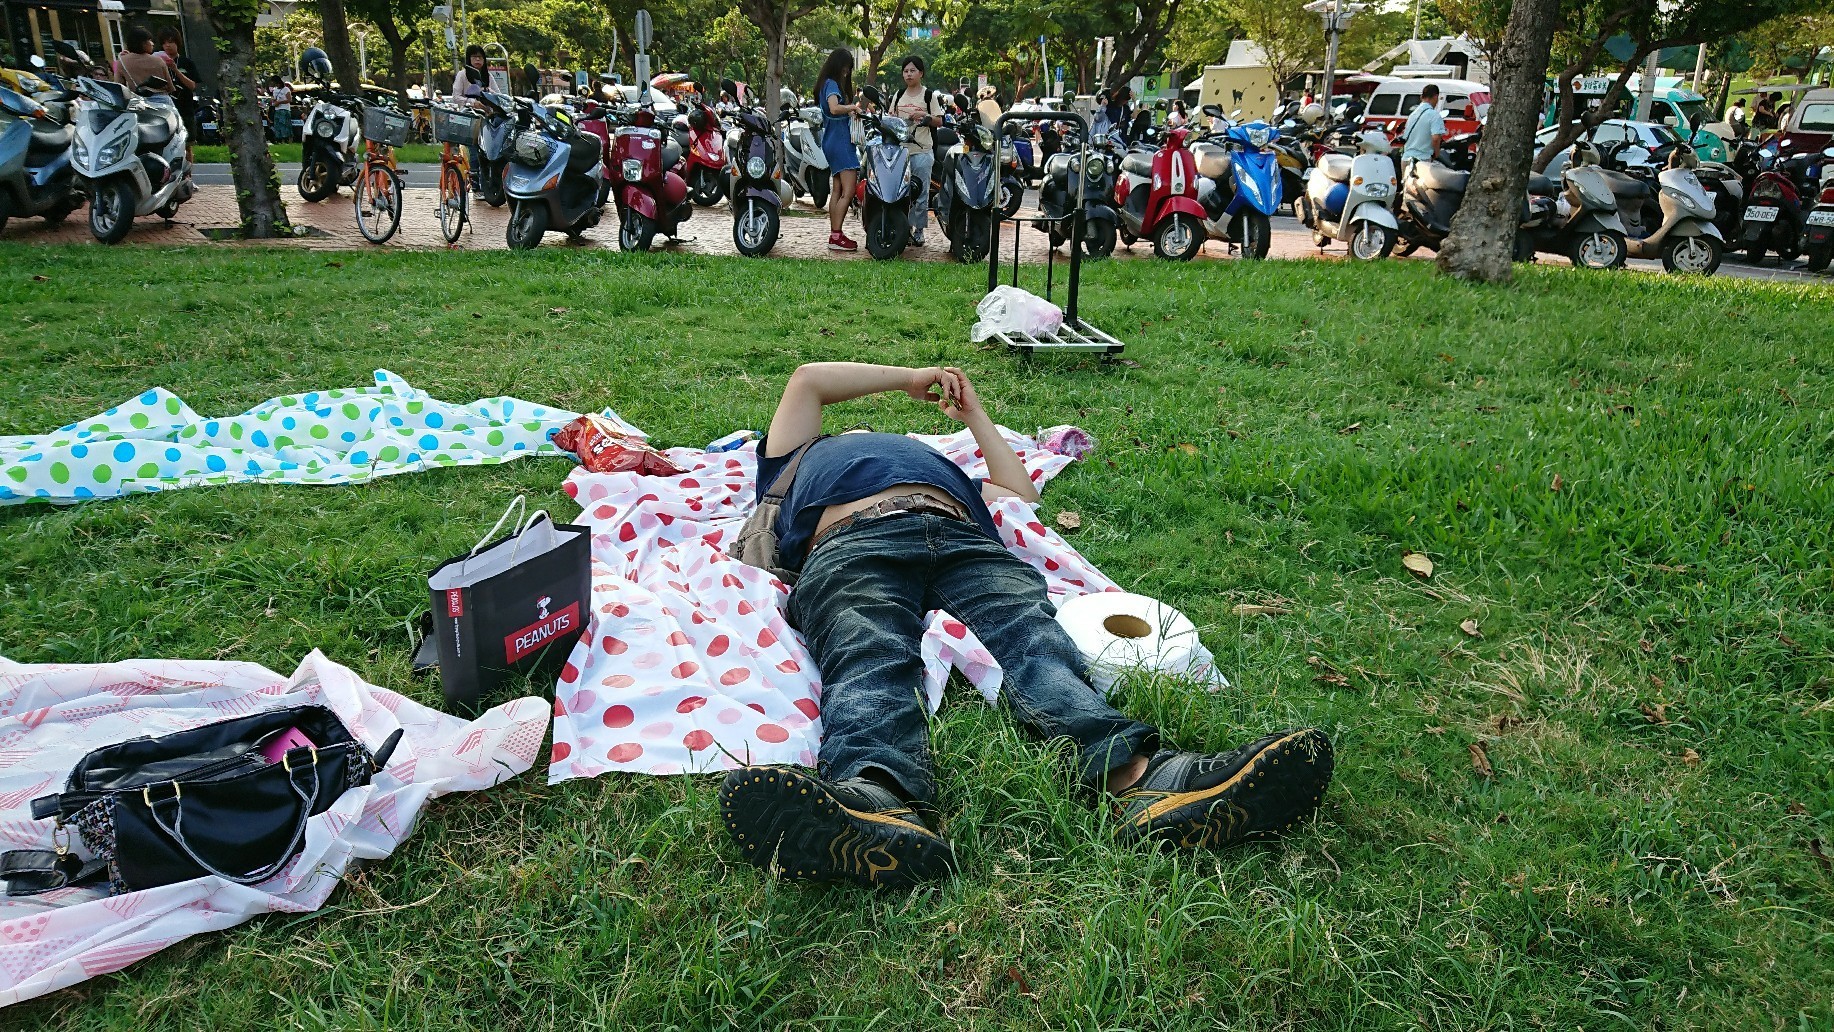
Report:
296,48,362,201
1597,142,1725,274
1302,129,1399,260
61,48,192,243
778,90,829,208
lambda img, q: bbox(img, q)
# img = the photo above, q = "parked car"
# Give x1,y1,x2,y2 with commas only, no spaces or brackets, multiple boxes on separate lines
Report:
1554,78,1727,164
1535,119,1684,178
1775,88,1834,160
1360,77,1490,140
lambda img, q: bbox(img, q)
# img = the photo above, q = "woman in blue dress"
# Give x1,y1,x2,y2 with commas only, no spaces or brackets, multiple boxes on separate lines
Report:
814,48,862,252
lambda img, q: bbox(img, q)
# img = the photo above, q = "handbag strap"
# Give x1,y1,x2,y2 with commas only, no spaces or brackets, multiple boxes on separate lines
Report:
145,750,321,886
762,435,829,504
460,496,552,576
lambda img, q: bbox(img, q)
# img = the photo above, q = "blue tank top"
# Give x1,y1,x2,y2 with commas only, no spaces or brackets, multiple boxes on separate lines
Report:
756,432,999,572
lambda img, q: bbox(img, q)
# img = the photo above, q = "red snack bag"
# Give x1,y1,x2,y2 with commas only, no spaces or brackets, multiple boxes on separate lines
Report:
552,415,686,476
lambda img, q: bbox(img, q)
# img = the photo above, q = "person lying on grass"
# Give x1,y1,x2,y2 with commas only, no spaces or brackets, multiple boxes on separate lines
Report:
718,362,1335,887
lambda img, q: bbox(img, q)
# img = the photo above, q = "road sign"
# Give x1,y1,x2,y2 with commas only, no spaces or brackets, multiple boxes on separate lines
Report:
634,8,652,50
977,73,988,93
1055,65,1064,80
635,52,650,86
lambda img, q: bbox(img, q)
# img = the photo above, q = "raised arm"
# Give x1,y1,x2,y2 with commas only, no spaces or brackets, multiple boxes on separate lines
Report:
763,362,945,457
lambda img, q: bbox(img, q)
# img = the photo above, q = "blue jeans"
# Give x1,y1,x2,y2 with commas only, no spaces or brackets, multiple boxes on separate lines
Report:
786,513,1159,804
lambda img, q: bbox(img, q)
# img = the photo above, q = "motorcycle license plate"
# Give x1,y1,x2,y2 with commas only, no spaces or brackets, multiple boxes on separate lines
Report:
1743,206,1779,223
1807,210,1834,226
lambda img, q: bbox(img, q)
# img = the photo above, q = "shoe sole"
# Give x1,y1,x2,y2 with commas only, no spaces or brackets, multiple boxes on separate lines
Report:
1122,729,1334,849
827,243,857,251
718,768,955,888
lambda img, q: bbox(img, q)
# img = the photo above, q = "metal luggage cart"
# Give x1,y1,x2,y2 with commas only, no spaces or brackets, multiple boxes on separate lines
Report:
984,109,1125,362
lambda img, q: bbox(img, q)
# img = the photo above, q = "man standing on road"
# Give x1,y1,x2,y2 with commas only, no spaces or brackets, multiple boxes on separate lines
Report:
1400,83,1446,182
716,362,1336,889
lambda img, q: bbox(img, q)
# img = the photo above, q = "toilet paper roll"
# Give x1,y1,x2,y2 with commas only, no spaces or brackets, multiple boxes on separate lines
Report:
1054,591,1224,694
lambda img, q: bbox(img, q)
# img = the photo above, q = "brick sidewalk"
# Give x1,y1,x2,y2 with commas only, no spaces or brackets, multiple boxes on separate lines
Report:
0,182,1310,263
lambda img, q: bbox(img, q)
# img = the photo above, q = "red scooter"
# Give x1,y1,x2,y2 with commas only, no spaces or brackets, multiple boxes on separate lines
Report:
659,75,726,206
609,100,693,252
1113,124,1208,260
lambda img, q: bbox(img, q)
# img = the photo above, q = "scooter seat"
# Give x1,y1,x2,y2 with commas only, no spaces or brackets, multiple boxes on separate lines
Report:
1121,151,1153,178
1414,161,1469,194
29,120,71,154
1192,141,1230,179
1318,153,1352,183
662,138,682,169
1526,172,1557,196
136,109,173,147
1597,168,1651,202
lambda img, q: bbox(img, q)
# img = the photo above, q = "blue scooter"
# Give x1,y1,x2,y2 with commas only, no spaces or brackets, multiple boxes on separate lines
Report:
0,84,82,234
1192,115,1283,259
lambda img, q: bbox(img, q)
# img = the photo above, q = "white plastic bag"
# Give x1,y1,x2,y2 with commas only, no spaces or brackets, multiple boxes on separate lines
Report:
971,285,1064,342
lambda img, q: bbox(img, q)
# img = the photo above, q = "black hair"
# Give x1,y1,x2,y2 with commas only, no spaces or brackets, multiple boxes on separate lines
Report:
901,54,925,75
126,26,155,53
156,26,181,46
1421,83,1440,99
816,47,853,101
465,44,486,66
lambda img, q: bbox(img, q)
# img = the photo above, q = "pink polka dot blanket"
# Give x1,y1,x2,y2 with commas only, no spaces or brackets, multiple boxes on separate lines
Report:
0,651,549,1006
547,425,1124,783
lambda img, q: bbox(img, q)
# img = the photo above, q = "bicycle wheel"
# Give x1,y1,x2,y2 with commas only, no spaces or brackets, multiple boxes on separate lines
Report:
438,162,469,244
354,163,403,245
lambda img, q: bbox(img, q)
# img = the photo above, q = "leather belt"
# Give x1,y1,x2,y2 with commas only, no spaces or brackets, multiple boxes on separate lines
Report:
808,493,968,554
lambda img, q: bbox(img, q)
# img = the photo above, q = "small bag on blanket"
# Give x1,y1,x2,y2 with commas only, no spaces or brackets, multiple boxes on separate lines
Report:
1,706,402,897
422,496,591,712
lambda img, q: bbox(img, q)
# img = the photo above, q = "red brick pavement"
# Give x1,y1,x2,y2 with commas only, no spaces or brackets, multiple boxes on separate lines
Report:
0,182,1334,263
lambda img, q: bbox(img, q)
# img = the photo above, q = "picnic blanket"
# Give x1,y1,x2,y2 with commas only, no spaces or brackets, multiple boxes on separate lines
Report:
547,426,1223,783
0,370,640,506
0,651,549,1006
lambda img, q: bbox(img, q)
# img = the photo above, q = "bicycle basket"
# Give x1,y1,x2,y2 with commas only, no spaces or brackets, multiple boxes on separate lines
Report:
361,106,412,147
432,106,481,146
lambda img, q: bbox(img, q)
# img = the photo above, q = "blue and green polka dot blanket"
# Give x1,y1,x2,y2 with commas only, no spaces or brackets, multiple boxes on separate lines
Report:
1,369,641,505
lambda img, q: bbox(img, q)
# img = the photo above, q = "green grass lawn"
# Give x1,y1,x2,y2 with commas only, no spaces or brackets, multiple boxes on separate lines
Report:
192,142,447,165
1,244,1830,1029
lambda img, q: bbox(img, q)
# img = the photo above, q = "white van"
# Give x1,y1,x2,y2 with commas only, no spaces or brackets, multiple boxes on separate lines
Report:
1362,77,1490,138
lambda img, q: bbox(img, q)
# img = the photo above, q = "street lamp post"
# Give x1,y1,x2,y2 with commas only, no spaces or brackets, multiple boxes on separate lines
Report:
1304,0,1365,113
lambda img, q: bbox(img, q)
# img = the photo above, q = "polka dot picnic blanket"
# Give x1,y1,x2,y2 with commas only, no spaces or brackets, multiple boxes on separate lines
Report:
546,426,1145,783
0,370,641,506
0,650,549,1007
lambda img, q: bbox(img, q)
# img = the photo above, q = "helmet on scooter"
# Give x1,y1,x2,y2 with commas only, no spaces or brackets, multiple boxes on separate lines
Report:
1300,102,1325,125
688,105,709,131
780,86,796,110
1569,139,1601,168
302,47,333,84
1357,129,1392,155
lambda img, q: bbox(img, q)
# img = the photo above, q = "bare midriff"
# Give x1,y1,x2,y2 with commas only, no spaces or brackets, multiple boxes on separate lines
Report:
811,483,961,542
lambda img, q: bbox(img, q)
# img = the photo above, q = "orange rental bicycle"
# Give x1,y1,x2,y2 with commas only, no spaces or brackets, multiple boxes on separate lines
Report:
430,102,480,245
354,102,411,244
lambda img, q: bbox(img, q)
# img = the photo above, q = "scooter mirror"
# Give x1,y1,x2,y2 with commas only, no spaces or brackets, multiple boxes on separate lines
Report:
29,54,45,69
53,40,81,61
859,84,882,107
1202,104,1222,118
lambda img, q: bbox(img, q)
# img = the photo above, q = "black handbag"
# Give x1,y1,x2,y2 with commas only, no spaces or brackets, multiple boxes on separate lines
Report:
1,704,401,897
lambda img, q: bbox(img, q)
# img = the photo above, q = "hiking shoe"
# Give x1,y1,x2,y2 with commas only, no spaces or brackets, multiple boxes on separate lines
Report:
1115,729,1334,849
718,767,955,888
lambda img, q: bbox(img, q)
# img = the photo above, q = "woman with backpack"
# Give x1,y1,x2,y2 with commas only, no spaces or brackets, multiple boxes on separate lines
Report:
890,55,946,246
815,49,862,252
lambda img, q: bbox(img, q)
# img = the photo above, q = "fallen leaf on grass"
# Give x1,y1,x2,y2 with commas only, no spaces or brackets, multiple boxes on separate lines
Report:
1477,404,1500,414
1460,619,1482,638
1005,965,1037,996
1176,442,1199,456
1778,633,1801,650
1402,552,1434,579
1307,656,1350,688
548,307,570,315
1232,604,1289,616
1054,511,1082,532
1810,839,1832,874
1224,530,1234,544
1339,422,1362,435
1639,639,1655,654
1469,741,1494,778
1789,802,1809,816
470,312,483,319
1437,352,1454,363
323,261,343,268
1118,358,1142,368
1681,748,1701,766
31,274,48,282
1652,563,1689,573
1492,714,1521,733
1640,702,1671,725
1424,726,1446,735
1549,474,1563,492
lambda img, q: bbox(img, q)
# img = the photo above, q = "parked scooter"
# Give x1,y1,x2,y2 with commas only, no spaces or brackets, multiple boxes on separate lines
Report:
1034,124,1120,258
1515,141,1627,269
609,96,693,252
1597,140,1724,274
997,121,1029,217
295,49,361,201
727,105,789,257
1193,111,1283,259
1302,129,1399,260
934,113,1000,264
672,86,727,206
58,43,193,244
855,84,919,260
1799,146,1834,272
471,90,521,208
0,84,83,234
1114,122,1207,261
503,98,606,250
1738,150,1812,264
778,91,829,208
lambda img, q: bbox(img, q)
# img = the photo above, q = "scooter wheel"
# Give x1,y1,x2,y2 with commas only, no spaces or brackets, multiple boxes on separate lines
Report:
506,200,548,251
1082,218,1117,259
865,204,907,260
619,208,657,253
1346,220,1395,261
808,169,830,209
952,209,992,265
733,199,780,257
1000,179,1023,219
1564,230,1625,270
1744,242,1766,265
1153,213,1203,261
88,179,135,245
1661,235,1720,275
1239,211,1271,260
1807,249,1831,272
298,157,338,202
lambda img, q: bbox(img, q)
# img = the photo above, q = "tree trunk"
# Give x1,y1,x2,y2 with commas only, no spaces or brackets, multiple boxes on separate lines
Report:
763,14,785,123
204,7,291,237
377,18,410,101
317,0,365,89
1435,0,1559,283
